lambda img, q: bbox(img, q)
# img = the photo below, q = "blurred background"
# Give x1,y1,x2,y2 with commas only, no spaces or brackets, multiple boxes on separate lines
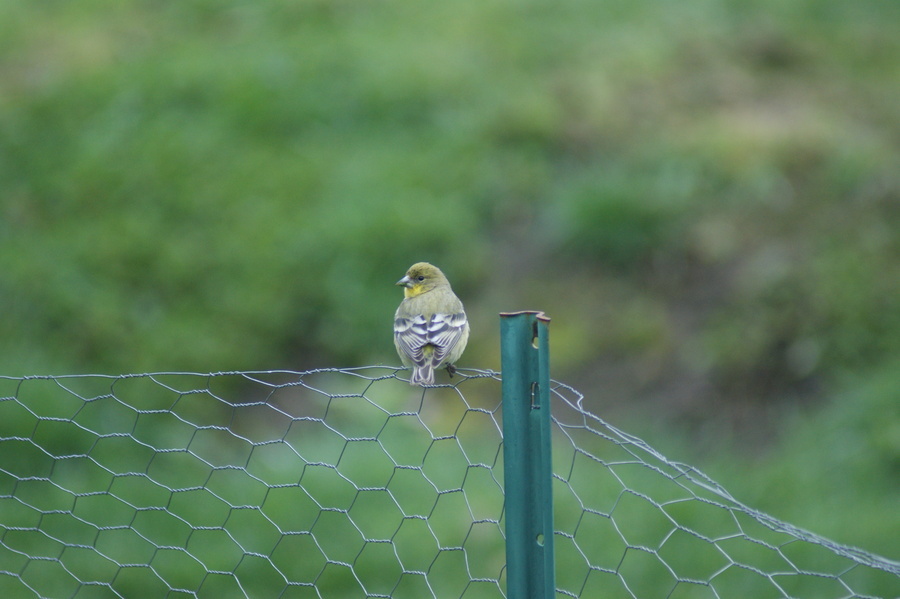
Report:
1,0,897,560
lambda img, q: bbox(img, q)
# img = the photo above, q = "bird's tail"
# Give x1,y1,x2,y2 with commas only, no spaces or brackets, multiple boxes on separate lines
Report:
410,364,435,386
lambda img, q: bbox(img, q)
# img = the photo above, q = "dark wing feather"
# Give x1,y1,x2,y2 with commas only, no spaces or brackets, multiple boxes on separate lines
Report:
394,315,430,367
424,312,467,365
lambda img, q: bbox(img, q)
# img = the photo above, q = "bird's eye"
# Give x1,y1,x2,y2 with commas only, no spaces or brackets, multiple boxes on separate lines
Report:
416,275,425,282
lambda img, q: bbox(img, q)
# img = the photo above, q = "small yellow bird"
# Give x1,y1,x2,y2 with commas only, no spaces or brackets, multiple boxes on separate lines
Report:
394,262,470,386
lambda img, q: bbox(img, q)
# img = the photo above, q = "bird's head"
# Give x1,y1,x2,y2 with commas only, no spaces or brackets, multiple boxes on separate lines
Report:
396,262,448,299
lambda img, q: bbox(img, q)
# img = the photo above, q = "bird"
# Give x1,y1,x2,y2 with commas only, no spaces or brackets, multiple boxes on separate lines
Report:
393,262,470,386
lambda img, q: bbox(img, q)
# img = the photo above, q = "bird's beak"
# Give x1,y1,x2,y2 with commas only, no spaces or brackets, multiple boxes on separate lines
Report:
396,275,411,287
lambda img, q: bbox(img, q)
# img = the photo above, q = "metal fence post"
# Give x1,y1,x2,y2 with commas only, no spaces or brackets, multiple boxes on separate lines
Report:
500,311,555,599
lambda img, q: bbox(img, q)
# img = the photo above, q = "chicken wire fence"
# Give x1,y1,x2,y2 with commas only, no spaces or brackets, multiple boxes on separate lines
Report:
1,368,898,599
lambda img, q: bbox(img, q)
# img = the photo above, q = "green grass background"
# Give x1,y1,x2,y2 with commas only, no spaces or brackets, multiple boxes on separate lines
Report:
1,0,897,595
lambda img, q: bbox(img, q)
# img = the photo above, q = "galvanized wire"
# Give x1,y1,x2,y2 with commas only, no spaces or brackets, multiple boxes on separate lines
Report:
0,369,897,599
547,379,900,599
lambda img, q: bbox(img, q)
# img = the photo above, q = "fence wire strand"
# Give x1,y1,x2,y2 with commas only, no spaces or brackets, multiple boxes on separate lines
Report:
0,369,897,599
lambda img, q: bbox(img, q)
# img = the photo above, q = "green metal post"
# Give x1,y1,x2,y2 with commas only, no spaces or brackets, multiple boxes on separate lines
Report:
500,311,555,598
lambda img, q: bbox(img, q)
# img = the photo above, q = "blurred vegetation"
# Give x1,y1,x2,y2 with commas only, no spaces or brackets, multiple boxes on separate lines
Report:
0,0,898,590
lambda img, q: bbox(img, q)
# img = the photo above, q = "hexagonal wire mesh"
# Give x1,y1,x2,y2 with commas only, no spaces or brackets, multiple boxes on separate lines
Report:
0,369,897,599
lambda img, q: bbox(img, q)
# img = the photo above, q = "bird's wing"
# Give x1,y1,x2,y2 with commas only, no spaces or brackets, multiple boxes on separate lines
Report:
394,315,431,366
425,312,467,364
